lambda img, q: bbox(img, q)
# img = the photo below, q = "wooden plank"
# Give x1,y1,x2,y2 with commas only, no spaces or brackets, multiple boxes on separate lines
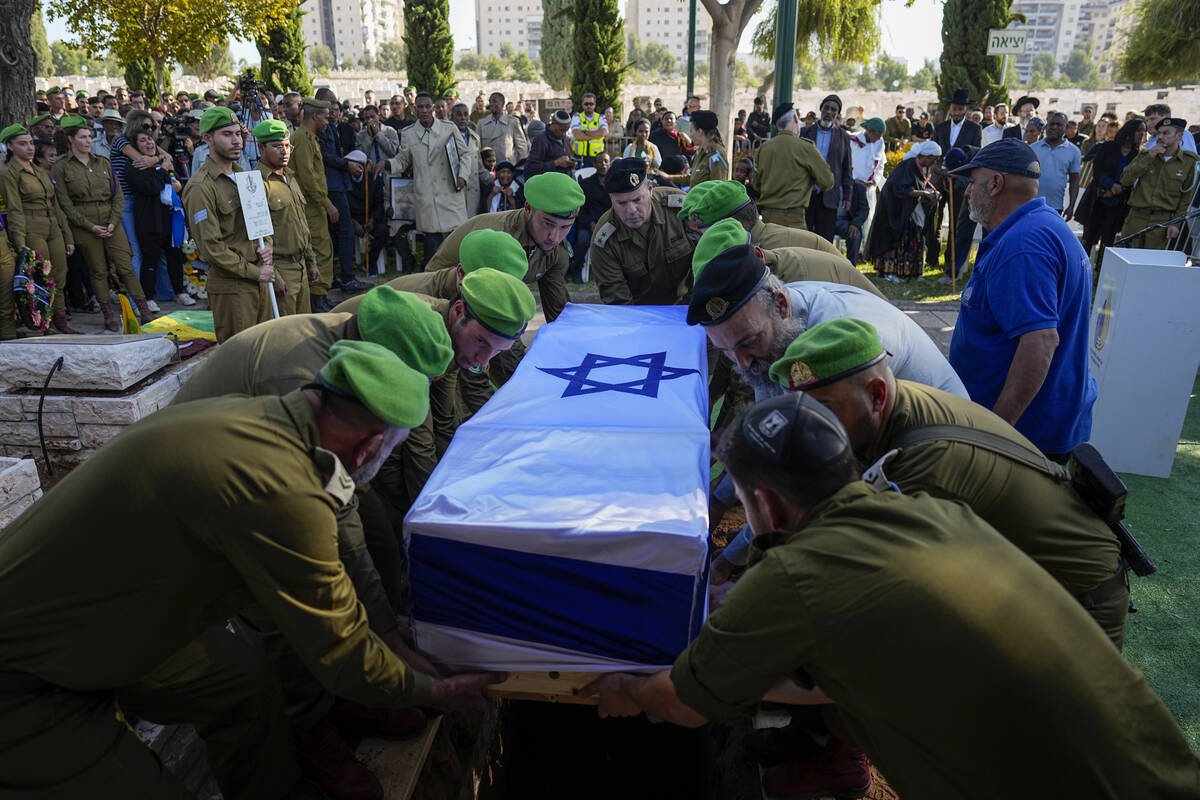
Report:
356,716,442,800
485,671,604,705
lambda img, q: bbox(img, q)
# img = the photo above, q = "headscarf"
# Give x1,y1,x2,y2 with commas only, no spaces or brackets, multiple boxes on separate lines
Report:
902,141,943,160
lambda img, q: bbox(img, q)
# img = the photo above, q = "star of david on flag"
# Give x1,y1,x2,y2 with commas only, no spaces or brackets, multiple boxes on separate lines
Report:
538,351,702,398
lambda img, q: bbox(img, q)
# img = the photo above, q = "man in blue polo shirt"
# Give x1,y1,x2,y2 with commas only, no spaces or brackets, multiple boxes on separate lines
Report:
1031,111,1082,218
948,139,1097,460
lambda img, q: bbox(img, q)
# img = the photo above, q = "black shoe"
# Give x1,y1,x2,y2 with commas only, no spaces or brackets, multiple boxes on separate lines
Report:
340,278,373,293
310,295,332,313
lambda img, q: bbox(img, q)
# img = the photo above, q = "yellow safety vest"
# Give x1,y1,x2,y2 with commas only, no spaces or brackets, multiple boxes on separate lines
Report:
573,112,605,157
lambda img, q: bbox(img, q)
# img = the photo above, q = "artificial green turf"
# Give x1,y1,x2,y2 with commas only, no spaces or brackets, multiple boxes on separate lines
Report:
1121,375,1200,753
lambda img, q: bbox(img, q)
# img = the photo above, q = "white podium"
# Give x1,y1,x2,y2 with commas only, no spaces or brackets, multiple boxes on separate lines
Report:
1088,248,1200,477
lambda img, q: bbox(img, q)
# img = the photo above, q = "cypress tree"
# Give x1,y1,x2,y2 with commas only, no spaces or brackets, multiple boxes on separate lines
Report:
540,0,573,91
404,0,455,96
257,4,313,95
124,58,170,104
31,4,51,76
570,0,624,110
938,0,1020,108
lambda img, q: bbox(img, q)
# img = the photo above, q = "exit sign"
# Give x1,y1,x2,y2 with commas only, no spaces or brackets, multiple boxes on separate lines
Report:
987,29,1028,55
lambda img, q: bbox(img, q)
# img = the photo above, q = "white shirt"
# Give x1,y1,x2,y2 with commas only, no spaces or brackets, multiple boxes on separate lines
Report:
570,112,608,133
850,131,885,185
949,117,965,147
981,122,1006,147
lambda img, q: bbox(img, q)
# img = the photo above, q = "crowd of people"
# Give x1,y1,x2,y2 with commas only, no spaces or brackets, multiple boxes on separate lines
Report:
1,77,1199,800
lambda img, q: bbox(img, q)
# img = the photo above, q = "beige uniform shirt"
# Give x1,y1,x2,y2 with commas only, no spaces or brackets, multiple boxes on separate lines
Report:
180,159,270,290
52,153,123,229
751,130,835,211
589,187,694,306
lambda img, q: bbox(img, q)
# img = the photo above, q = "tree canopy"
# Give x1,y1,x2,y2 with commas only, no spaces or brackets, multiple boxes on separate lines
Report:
309,44,334,72
540,0,573,90
184,39,233,83
32,4,52,75
47,0,290,102
256,3,312,95
376,40,406,72
1118,0,1200,83
627,34,676,77
509,51,538,81
937,0,1020,108
570,0,624,109
404,0,455,95
751,0,881,66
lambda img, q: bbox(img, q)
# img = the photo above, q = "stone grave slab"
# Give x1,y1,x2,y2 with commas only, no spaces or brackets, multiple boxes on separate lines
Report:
0,335,177,392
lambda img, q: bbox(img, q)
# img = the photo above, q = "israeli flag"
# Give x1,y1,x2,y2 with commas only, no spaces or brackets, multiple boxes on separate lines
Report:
405,304,711,672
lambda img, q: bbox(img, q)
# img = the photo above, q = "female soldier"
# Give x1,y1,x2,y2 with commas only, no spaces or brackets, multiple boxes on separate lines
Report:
676,109,727,188
1,124,77,333
52,116,154,331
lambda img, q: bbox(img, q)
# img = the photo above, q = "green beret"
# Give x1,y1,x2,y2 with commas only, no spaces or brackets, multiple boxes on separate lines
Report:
318,340,430,428
252,118,289,143
442,89,456,98
47,86,61,94
461,268,536,340
356,286,454,379
0,124,29,144
678,180,750,227
523,172,585,217
302,97,330,109
27,114,53,128
862,117,886,133
691,218,751,282
768,318,886,391
199,106,240,134
188,92,201,100
459,229,529,280
59,115,88,131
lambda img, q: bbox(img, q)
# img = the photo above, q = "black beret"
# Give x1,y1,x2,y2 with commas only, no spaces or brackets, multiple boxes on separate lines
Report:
660,154,689,175
771,102,795,126
605,157,648,194
691,110,718,130
1157,117,1187,130
686,244,769,326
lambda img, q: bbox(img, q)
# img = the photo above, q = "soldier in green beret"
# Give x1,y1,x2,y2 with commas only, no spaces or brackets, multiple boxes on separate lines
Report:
0,341,502,798
53,116,156,330
180,106,277,342
678,179,845,255
589,157,696,305
769,317,1130,646
289,97,339,312
254,118,319,315
26,113,57,141
422,171,584,323
0,192,14,340
580,391,1200,800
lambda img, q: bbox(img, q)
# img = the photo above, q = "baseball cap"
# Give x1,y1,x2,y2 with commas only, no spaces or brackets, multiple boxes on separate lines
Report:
946,138,1041,179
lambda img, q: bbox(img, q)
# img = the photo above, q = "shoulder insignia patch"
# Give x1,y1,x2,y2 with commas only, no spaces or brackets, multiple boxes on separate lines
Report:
192,208,208,225
666,193,685,208
595,221,616,248
710,152,725,165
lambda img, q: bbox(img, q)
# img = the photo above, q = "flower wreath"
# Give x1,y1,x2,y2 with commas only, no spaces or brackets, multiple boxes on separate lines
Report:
13,248,58,333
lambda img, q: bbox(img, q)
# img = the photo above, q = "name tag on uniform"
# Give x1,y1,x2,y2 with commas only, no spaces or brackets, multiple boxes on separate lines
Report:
666,194,685,209
193,208,208,225
594,222,616,248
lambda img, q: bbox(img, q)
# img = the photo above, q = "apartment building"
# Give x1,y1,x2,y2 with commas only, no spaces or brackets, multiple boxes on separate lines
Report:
300,0,404,66
1009,0,1130,81
626,0,711,67
475,0,544,60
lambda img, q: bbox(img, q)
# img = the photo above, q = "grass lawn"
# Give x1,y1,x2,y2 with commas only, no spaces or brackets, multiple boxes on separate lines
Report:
852,242,976,304
1121,375,1200,752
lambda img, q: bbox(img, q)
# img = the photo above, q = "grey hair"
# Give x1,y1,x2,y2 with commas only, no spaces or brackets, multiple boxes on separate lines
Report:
754,272,787,315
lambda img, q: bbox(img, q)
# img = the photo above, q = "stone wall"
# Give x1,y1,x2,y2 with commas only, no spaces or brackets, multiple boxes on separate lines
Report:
0,458,43,528
0,357,207,472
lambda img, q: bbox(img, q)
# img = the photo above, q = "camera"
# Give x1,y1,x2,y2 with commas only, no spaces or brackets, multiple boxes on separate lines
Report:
238,71,267,114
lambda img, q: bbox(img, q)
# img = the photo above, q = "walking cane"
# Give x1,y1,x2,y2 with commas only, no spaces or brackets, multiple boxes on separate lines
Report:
260,236,280,319
364,168,371,274
948,179,957,293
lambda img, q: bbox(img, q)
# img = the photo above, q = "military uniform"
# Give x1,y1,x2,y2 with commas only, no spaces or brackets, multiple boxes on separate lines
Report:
181,158,272,342
589,187,694,305
873,381,1126,646
0,224,14,339
883,115,911,151
259,161,316,315
0,392,430,797
749,219,843,256
684,142,729,187
672,482,1200,798
750,130,835,229
52,152,145,306
1,161,69,313
762,246,885,299
1118,146,1200,250
423,209,569,321
290,124,336,298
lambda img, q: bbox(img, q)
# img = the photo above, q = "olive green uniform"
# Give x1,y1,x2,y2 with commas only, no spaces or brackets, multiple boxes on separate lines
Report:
749,219,842,256
762,247,885,299
873,381,1127,645
0,221,16,339
2,161,69,313
672,482,1200,798
259,161,315,315
422,209,569,322
1118,147,1200,250
52,152,145,304
0,392,430,798
589,187,694,305
750,130,835,230
676,143,728,188
883,115,911,151
180,158,272,343
290,125,336,298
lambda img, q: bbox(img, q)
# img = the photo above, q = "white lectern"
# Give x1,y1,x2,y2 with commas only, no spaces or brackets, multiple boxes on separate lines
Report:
1088,247,1200,477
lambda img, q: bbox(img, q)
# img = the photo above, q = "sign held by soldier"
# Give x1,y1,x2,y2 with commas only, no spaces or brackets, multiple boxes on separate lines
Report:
233,171,274,241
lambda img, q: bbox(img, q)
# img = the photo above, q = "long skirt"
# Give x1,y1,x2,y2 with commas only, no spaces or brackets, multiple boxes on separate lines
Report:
873,221,925,279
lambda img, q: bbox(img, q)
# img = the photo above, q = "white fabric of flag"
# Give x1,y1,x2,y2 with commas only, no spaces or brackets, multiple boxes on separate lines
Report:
405,304,711,672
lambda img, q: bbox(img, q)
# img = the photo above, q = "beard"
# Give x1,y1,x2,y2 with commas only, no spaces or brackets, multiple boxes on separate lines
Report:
733,316,806,395
967,192,995,225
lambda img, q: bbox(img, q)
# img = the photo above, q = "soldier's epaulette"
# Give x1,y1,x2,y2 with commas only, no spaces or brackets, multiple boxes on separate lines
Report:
594,221,616,248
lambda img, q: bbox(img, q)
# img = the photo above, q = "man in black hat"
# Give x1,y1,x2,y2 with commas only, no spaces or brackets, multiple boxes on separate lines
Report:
934,88,983,152
588,157,695,305
747,96,771,143
1003,95,1040,139
525,109,576,178
751,102,834,231
798,94,854,242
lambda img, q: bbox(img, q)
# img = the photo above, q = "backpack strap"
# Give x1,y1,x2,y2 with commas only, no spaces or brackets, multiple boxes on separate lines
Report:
892,424,1071,481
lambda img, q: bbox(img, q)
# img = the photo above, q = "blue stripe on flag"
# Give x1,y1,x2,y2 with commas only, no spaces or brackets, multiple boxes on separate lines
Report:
409,534,701,665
